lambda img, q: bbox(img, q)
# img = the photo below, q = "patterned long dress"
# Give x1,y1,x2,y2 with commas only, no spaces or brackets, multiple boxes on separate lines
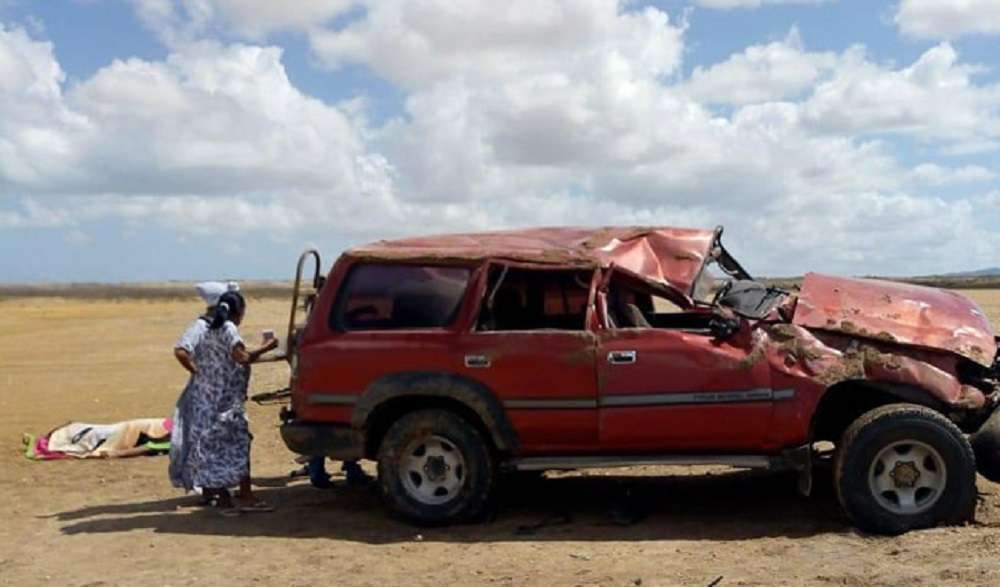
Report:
168,318,251,490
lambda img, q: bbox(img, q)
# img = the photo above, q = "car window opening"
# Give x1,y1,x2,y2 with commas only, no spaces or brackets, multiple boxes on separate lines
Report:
332,263,471,331
607,274,714,332
478,267,592,331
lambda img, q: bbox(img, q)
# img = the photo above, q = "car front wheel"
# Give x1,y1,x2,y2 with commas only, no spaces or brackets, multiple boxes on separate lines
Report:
834,403,977,535
377,409,495,525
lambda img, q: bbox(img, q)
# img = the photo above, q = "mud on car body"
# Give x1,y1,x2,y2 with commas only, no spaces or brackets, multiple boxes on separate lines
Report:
276,226,1000,534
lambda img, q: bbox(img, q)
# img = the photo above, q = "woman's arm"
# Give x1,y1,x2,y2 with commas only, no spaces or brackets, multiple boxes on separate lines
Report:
174,319,206,374
232,339,279,365
174,347,198,374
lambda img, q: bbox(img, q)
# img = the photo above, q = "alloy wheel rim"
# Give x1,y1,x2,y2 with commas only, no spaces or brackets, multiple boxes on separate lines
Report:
400,434,467,505
867,440,947,515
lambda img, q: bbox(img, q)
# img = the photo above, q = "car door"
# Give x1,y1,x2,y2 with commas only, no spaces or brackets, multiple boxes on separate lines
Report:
596,270,774,451
454,264,600,454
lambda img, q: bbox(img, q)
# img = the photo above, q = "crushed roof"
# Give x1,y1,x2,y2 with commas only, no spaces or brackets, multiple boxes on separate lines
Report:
346,226,718,295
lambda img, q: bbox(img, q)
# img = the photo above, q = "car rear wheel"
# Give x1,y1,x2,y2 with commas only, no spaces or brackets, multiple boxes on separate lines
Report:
834,403,977,535
377,409,495,524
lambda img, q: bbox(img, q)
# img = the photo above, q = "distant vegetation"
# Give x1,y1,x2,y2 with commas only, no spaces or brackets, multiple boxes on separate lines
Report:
896,275,1000,290
935,267,1000,278
3,270,1000,301
765,274,1000,291
0,280,295,300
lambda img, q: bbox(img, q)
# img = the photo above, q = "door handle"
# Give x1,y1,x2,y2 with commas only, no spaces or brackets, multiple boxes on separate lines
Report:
464,354,491,368
607,350,637,365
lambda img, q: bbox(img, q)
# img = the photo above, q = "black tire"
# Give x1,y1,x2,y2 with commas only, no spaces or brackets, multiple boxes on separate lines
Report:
834,403,977,535
971,408,1000,483
376,409,495,525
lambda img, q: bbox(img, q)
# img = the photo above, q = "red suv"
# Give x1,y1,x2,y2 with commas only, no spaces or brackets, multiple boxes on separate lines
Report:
278,226,1000,534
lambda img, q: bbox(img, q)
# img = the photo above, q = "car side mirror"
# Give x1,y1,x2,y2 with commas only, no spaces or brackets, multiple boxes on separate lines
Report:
709,315,739,340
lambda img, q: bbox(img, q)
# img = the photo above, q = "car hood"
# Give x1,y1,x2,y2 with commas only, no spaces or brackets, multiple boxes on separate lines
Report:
793,272,996,367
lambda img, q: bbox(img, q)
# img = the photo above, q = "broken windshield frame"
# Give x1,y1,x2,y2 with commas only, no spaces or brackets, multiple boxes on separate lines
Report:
691,229,787,319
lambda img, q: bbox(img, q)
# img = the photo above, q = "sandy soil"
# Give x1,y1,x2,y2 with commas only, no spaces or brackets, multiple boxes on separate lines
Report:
2,293,1000,586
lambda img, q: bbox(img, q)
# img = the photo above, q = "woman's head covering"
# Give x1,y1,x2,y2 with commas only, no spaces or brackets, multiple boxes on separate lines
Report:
209,290,246,330
195,281,245,329
196,281,240,306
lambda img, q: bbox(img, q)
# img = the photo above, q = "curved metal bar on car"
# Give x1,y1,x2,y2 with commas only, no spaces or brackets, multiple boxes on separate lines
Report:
287,249,321,364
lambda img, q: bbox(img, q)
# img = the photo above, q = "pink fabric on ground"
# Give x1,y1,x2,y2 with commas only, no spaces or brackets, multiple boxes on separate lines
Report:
34,436,68,460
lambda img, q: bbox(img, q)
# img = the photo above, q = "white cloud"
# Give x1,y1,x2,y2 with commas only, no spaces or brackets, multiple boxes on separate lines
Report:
801,43,1000,148
895,0,1000,39
0,197,77,228
132,0,359,43
908,163,996,186
694,0,829,8
309,0,685,89
66,42,371,196
193,0,357,38
0,23,401,237
682,28,838,105
976,190,1000,208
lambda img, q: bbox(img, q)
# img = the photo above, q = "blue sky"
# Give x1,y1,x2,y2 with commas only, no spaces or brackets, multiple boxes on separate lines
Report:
1,1,998,282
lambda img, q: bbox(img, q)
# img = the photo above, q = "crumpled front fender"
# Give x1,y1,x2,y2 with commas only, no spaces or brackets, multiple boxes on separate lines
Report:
753,322,989,411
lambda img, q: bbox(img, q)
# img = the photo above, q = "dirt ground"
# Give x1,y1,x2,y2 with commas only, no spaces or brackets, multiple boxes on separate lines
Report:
3,292,1000,586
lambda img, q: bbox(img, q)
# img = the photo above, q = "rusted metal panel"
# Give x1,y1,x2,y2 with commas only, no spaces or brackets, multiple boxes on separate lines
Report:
347,226,716,296
794,273,996,367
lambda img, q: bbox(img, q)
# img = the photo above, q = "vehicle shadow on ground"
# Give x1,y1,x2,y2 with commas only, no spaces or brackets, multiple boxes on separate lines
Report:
53,468,855,542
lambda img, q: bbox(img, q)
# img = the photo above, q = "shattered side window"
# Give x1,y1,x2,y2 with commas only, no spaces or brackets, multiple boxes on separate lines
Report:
331,263,471,330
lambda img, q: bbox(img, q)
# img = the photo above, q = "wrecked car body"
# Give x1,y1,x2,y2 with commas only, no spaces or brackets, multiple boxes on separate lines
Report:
277,225,1000,535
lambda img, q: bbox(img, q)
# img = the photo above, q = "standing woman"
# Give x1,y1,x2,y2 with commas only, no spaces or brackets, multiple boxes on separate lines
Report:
169,282,278,515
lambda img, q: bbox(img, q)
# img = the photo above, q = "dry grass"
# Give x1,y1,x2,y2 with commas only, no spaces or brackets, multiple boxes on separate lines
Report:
960,289,1000,327
0,280,295,301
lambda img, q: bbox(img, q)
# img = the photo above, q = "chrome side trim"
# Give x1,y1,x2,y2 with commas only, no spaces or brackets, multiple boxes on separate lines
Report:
501,389,796,410
310,390,794,409
309,393,360,406
599,388,795,407
504,398,598,410
513,454,775,471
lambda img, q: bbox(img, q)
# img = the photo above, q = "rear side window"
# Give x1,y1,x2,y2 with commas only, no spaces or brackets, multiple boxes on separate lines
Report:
331,264,471,331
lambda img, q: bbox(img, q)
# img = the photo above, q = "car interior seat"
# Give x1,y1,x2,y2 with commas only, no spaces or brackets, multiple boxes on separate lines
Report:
624,303,651,328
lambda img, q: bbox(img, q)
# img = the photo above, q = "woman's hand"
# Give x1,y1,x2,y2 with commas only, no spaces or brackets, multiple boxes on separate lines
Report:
232,338,279,365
